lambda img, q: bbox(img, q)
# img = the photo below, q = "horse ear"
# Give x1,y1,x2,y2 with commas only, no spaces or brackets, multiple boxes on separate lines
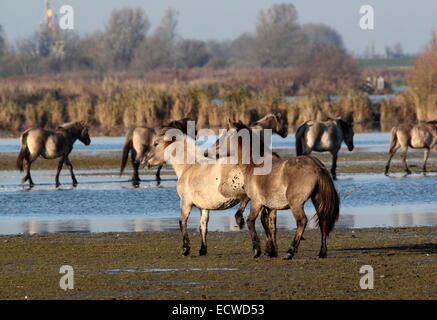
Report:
275,112,282,119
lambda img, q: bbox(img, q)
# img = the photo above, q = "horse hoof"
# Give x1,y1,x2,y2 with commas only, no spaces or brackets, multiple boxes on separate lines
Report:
199,248,207,256
318,252,327,259
283,253,294,260
182,247,190,256
265,250,278,258
237,218,245,230
253,248,262,259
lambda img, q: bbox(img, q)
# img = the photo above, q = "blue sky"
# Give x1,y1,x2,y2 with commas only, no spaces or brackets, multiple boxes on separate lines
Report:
0,0,436,54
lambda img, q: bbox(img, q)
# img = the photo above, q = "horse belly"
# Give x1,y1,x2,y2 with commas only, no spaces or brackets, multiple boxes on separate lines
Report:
43,137,60,159
193,193,240,210
410,130,432,149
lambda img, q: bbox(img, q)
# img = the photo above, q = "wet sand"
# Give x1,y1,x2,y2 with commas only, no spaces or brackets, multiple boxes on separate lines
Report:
0,227,435,300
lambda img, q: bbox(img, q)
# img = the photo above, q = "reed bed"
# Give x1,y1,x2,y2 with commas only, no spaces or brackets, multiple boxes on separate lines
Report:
0,73,433,136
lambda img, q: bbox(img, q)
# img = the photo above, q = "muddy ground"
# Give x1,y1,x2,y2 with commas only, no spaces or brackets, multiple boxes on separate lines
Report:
1,150,437,174
0,227,435,300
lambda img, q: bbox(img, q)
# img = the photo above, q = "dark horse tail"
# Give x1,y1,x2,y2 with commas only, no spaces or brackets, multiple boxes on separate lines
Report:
17,130,30,172
295,122,307,156
311,161,340,235
120,129,134,175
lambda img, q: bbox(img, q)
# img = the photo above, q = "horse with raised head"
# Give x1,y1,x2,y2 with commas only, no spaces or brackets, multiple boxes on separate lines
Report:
295,117,354,179
385,121,437,175
228,121,340,259
250,111,289,138
16,121,91,187
120,118,195,185
206,112,288,229
142,124,276,257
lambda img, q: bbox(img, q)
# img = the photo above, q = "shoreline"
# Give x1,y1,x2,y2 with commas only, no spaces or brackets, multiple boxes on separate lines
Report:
0,227,435,299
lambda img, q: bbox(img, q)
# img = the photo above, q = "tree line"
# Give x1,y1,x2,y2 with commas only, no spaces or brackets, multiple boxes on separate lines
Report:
0,3,359,91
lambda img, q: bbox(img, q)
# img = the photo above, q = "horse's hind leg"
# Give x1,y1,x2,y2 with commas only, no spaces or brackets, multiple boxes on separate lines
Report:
65,157,78,186
385,145,400,175
234,198,249,230
55,157,65,188
247,201,263,258
261,208,278,257
179,200,192,256
199,209,209,256
400,146,411,175
422,148,430,174
23,154,38,187
130,149,141,184
284,203,308,260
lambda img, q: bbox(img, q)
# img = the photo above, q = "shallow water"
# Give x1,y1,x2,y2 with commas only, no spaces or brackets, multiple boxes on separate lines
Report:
0,169,436,235
0,132,391,153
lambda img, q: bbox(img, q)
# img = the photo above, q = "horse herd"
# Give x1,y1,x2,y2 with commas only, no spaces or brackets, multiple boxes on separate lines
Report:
15,115,437,260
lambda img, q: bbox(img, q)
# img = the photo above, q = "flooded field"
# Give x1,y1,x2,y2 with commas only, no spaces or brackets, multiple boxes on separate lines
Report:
0,132,436,235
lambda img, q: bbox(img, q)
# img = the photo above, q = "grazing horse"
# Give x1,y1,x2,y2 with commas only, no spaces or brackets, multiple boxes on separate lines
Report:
295,118,354,179
206,112,288,229
16,121,91,187
229,121,340,259
142,125,273,257
120,118,195,185
385,121,437,175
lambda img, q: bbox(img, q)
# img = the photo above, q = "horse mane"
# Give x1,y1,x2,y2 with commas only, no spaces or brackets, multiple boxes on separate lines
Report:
57,121,87,131
163,118,196,137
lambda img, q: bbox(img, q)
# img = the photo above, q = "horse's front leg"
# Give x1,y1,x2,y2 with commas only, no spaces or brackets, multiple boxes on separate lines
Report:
234,197,249,230
199,209,209,256
179,201,192,256
422,148,430,175
247,201,263,258
55,157,66,188
155,164,163,184
65,157,78,186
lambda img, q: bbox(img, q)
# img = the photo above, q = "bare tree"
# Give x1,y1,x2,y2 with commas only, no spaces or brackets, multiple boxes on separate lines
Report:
255,3,303,67
301,23,345,52
176,39,210,68
105,7,150,68
230,33,257,66
0,25,5,57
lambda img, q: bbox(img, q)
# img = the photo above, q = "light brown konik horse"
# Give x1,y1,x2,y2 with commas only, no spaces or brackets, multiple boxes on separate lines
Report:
206,112,288,229
229,121,340,259
295,117,354,179
385,121,437,175
142,125,276,257
16,121,91,187
120,118,195,185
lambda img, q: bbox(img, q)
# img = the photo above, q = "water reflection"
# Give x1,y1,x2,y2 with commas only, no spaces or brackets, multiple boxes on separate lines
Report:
0,207,435,235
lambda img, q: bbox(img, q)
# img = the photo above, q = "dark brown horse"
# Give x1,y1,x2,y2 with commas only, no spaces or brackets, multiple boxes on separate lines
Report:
17,121,91,187
120,118,196,185
230,121,340,259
